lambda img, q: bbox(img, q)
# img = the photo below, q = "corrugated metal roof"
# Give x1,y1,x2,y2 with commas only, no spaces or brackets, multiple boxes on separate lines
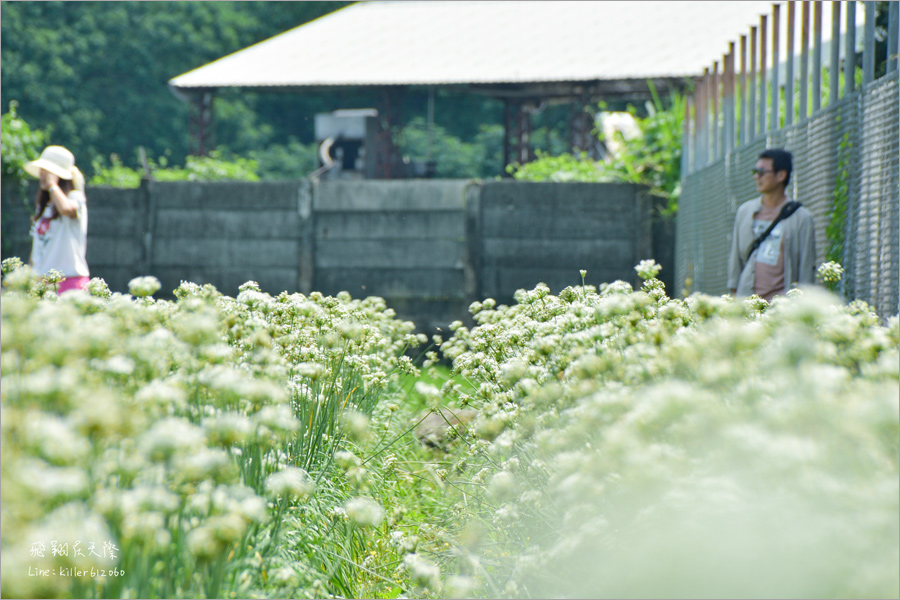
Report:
169,1,796,90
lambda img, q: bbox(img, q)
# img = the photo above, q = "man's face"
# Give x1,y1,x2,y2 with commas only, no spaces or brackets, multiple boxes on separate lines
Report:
753,158,786,193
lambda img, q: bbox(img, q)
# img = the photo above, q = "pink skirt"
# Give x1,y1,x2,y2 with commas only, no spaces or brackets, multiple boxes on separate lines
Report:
58,276,90,294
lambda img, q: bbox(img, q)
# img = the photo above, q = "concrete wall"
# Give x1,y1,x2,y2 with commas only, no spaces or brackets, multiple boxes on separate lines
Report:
311,180,472,333
1,179,672,332
150,181,303,297
476,182,655,304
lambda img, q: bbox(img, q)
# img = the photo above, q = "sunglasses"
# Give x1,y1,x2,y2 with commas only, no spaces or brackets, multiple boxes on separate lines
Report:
751,167,775,176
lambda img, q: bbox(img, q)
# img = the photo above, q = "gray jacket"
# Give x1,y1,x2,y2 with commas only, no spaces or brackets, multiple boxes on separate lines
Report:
727,197,817,296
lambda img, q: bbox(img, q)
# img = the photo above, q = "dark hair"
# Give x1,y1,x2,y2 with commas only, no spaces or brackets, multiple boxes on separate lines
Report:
33,178,75,223
758,148,793,186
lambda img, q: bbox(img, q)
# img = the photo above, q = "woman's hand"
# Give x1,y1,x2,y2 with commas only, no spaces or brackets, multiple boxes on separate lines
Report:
43,170,79,219
40,170,60,191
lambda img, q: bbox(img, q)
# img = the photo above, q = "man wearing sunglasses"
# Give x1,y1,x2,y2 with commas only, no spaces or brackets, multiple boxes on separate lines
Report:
727,148,816,301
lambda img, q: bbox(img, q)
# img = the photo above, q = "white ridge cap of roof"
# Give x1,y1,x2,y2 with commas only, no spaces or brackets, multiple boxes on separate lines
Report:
170,1,785,89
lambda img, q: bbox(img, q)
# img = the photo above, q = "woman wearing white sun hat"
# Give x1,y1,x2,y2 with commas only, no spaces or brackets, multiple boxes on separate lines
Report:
25,145,90,293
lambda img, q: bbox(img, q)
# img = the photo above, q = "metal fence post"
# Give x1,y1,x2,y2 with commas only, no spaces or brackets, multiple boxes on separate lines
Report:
694,82,704,168
725,44,736,152
771,5,781,131
800,1,810,120
682,94,692,176
845,1,856,97
786,2,796,125
863,2,875,85
713,61,720,159
697,70,708,167
704,68,712,165
830,2,841,103
812,1,823,112
759,15,769,133
740,34,749,142
888,1,899,73
750,26,758,136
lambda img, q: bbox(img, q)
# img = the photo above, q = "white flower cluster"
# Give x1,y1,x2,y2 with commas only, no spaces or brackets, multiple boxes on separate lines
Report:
816,260,844,284
265,467,314,501
344,496,385,527
436,263,899,598
634,258,662,280
0,264,424,599
127,275,162,298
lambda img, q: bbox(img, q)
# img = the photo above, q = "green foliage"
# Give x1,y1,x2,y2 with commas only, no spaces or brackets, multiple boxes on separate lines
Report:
603,84,684,213
0,1,349,174
509,83,684,214
153,151,259,182
394,118,504,179
1,101,49,195
89,154,143,188
248,138,319,180
0,103,50,257
90,151,260,187
509,150,607,183
826,132,851,266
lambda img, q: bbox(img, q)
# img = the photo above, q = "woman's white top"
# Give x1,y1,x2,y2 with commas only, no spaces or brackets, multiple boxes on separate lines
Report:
30,190,90,278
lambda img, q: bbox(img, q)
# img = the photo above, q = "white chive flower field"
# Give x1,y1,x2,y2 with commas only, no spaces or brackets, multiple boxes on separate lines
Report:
1,257,897,599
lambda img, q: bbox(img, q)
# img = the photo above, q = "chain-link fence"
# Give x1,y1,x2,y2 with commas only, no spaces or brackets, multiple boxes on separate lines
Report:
676,71,899,318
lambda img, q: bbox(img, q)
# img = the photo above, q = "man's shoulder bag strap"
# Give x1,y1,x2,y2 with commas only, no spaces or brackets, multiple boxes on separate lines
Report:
748,201,802,255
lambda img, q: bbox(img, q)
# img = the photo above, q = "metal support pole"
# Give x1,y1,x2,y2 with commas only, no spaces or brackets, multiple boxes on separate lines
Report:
740,35,749,143
503,99,512,175
812,1,823,112
724,44,736,152
863,1,875,85
712,61,720,159
750,26,758,137
771,5,781,131
889,0,899,73
800,1,810,120
189,90,215,157
759,15,768,134
845,2,857,96
699,69,709,166
517,102,533,164
694,83,703,168
682,94,692,175
375,86,403,179
426,87,435,163
786,3,795,126
830,2,841,103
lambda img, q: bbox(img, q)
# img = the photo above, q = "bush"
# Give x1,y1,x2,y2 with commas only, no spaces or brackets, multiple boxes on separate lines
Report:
248,138,318,180
1,103,51,257
507,150,608,183
1,101,50,193
90,150,259,187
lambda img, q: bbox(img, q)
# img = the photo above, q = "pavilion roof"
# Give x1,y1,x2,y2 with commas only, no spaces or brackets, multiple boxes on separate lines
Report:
169,1,789,99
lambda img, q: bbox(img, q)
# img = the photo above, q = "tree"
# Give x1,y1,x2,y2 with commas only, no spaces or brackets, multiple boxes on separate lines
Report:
0,1,348,175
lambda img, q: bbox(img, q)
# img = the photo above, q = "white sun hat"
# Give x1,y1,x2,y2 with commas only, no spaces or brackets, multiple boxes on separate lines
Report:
24,145,77,180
